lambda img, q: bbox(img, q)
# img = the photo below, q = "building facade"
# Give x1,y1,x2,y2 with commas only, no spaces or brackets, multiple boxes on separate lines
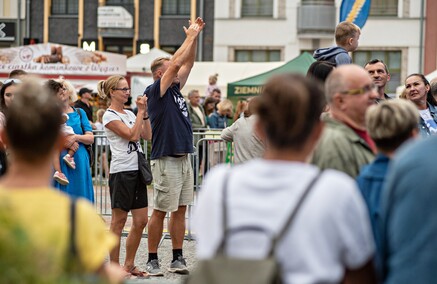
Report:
213,0,435,94
0,0,214,60
1,0,436,93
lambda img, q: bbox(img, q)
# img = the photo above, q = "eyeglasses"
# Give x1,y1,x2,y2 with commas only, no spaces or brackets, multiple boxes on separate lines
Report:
340,83,377,96
3,78,22,85
113,87,131,92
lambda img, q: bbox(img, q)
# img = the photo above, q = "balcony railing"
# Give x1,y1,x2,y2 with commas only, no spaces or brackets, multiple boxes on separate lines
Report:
297,3,336,35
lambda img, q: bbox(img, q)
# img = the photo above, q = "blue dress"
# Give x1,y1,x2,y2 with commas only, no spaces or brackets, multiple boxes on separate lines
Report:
54,108,94,203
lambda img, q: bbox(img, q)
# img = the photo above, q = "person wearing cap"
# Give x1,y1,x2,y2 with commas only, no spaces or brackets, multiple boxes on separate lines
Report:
75,87,95,127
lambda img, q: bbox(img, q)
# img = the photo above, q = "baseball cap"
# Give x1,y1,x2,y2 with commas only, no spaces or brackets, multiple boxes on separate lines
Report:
79,87,93,95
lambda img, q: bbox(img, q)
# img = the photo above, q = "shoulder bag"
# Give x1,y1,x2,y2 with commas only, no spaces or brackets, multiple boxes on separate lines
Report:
76,108,94,167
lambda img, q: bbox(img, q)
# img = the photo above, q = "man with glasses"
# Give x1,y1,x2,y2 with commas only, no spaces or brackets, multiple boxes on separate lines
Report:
364,59,392,102
311,64,378,177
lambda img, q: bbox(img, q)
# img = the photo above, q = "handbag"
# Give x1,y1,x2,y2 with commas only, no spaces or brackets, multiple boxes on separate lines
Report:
76,108,94,167
137,151,153,185
184,170,323,284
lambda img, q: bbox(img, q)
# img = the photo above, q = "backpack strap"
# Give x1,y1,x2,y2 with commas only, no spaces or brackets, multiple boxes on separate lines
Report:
267,171,323,256
70,197,77,257
65,197,79,273
75,107,87,135
216,170,323,256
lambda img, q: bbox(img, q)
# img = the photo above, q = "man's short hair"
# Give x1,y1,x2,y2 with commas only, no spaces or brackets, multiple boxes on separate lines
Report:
325,69,347,103
366,100,419,152
335,21,361,46
365,59,389,74
212,88,221,94
188,89,199,98
151,57,170,75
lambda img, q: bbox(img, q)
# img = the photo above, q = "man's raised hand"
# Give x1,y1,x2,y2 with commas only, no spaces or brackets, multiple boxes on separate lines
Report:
183,17,205,37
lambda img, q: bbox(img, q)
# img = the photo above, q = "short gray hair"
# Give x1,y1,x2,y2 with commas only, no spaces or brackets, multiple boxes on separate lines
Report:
188,89,199,98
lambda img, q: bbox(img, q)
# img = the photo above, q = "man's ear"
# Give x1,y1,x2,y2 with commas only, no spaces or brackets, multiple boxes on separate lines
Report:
387,73,391,82
332,93,346,110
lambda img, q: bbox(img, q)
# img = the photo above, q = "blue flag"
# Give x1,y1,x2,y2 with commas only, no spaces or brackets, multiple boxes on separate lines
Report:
340,0,371,28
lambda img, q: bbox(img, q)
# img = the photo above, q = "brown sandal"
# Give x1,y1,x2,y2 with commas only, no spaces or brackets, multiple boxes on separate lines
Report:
125,266,149,278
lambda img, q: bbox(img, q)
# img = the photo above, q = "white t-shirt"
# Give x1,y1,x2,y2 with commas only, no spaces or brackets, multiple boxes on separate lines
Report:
194,160,374,284
102,109,142,174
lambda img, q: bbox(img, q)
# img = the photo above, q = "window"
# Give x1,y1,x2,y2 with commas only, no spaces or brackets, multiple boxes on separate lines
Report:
51,0,78,15
241,0,273,17
235,50,281,62
370,0,398,16
162,0,190,16
353,50,401,94
301,0,334,5
106,0,134,15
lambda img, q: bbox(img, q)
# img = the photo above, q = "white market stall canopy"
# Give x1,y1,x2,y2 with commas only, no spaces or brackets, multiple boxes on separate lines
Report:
0,43,126,76
127,48,172,72
182,61,284,97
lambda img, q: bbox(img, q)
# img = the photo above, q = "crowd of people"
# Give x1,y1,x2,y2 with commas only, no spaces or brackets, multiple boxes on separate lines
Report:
3,16,437,284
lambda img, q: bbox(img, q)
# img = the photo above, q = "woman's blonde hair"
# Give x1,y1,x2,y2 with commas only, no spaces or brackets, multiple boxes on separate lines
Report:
217,99,233,113
56,79,77,103
366,100,419,152
96,108,105,123
97,75,126,100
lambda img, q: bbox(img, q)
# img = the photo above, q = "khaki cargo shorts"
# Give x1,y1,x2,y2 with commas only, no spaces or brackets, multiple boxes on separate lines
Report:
151,155,194,212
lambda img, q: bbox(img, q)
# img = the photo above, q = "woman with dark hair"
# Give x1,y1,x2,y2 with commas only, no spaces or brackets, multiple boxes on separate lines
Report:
404,73,437,137
202,96,217,126
0,78,22,176
195,73,376,284
0,78,21,113
306,60,336,83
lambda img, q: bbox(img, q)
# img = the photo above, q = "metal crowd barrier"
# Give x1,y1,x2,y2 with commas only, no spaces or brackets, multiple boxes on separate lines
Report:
91,129,233,240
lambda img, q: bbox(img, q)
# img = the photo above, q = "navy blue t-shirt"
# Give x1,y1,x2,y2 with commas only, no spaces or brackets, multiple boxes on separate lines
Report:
145,79,193,160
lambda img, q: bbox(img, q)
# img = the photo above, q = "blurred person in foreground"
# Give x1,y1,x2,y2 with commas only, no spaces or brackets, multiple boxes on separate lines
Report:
356,100,419,279
195,73,376,284
311,64,378,177
221,97,264,164
0,79,124,283
379,123,437,284
404,73,437,137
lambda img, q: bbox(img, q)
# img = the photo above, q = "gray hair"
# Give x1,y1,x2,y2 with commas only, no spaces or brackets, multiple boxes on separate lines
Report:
188,89,199,98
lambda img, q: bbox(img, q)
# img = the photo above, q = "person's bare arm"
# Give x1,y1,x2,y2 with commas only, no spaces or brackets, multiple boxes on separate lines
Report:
160,17,205,96
139,95,152,140
106,96,148,142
